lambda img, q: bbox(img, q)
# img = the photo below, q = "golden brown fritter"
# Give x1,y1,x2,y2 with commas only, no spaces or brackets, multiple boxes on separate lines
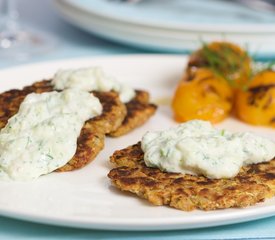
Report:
108,142,275,211
23,80,157,137
109,90,157,137
57,91,127,172
57,120,105,172
0,80,126,171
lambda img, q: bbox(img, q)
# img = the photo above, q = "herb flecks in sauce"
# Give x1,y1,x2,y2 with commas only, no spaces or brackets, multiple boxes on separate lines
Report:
141,120,275,179
52,67,135,103
0,89,102,181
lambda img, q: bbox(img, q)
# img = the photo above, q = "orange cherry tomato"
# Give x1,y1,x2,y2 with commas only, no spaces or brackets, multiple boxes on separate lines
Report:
187,41,251,89
235,70,275,128
172,68,233,123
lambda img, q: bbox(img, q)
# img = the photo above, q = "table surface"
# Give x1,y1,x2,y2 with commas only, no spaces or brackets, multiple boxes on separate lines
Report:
1,1,275,239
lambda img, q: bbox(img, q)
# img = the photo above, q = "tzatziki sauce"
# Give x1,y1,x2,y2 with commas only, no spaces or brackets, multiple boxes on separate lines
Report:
141,120,275,179
0,89,102,181
52,67,135,103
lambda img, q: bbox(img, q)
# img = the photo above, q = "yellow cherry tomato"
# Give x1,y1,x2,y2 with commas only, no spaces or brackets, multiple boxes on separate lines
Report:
235,70,275,128
172,68,233,123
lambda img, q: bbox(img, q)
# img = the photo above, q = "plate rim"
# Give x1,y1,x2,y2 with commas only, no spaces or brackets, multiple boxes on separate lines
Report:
1,203,275,231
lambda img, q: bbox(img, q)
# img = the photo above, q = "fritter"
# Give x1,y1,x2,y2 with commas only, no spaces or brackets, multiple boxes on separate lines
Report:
109,90,157,137
23,80,157,137
0,80,126,171
108,142,275,211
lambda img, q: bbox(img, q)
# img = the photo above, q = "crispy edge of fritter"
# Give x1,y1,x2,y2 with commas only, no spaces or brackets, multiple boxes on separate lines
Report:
108,142,275,211
57,90,128,172
56,121,105,172
91,91,127,134
23,82,157,137
108,90,157,137
0,80,126,171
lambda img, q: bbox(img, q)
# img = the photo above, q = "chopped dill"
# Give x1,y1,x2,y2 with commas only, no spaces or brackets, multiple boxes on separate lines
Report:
265,61,275,70
25,136,32,148
201,42,250,88
46,154,54,160
199,42,275,91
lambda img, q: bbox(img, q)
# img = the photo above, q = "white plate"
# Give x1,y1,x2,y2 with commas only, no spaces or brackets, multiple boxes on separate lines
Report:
0,55,274,231
54,0,275,57
60,0,275,32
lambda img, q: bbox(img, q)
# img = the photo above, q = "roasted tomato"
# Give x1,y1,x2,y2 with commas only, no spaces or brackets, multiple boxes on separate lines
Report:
187,41,251,89
172,68,233,123
235,70,275,128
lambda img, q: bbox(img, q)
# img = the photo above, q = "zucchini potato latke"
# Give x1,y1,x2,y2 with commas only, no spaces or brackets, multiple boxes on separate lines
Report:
108,142,275,211
0,80,126,172
0,79,157,172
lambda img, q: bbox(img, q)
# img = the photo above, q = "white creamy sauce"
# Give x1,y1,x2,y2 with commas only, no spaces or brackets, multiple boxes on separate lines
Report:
0,89,102,181
52,67,136,103
141,120,275,179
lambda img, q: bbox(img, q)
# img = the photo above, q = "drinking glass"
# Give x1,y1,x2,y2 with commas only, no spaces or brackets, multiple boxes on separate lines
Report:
0,0,56,60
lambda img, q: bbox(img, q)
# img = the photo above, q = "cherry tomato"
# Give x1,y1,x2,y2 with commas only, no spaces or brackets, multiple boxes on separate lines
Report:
172,68,233,123
235,70,275,128
187,42,251,89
